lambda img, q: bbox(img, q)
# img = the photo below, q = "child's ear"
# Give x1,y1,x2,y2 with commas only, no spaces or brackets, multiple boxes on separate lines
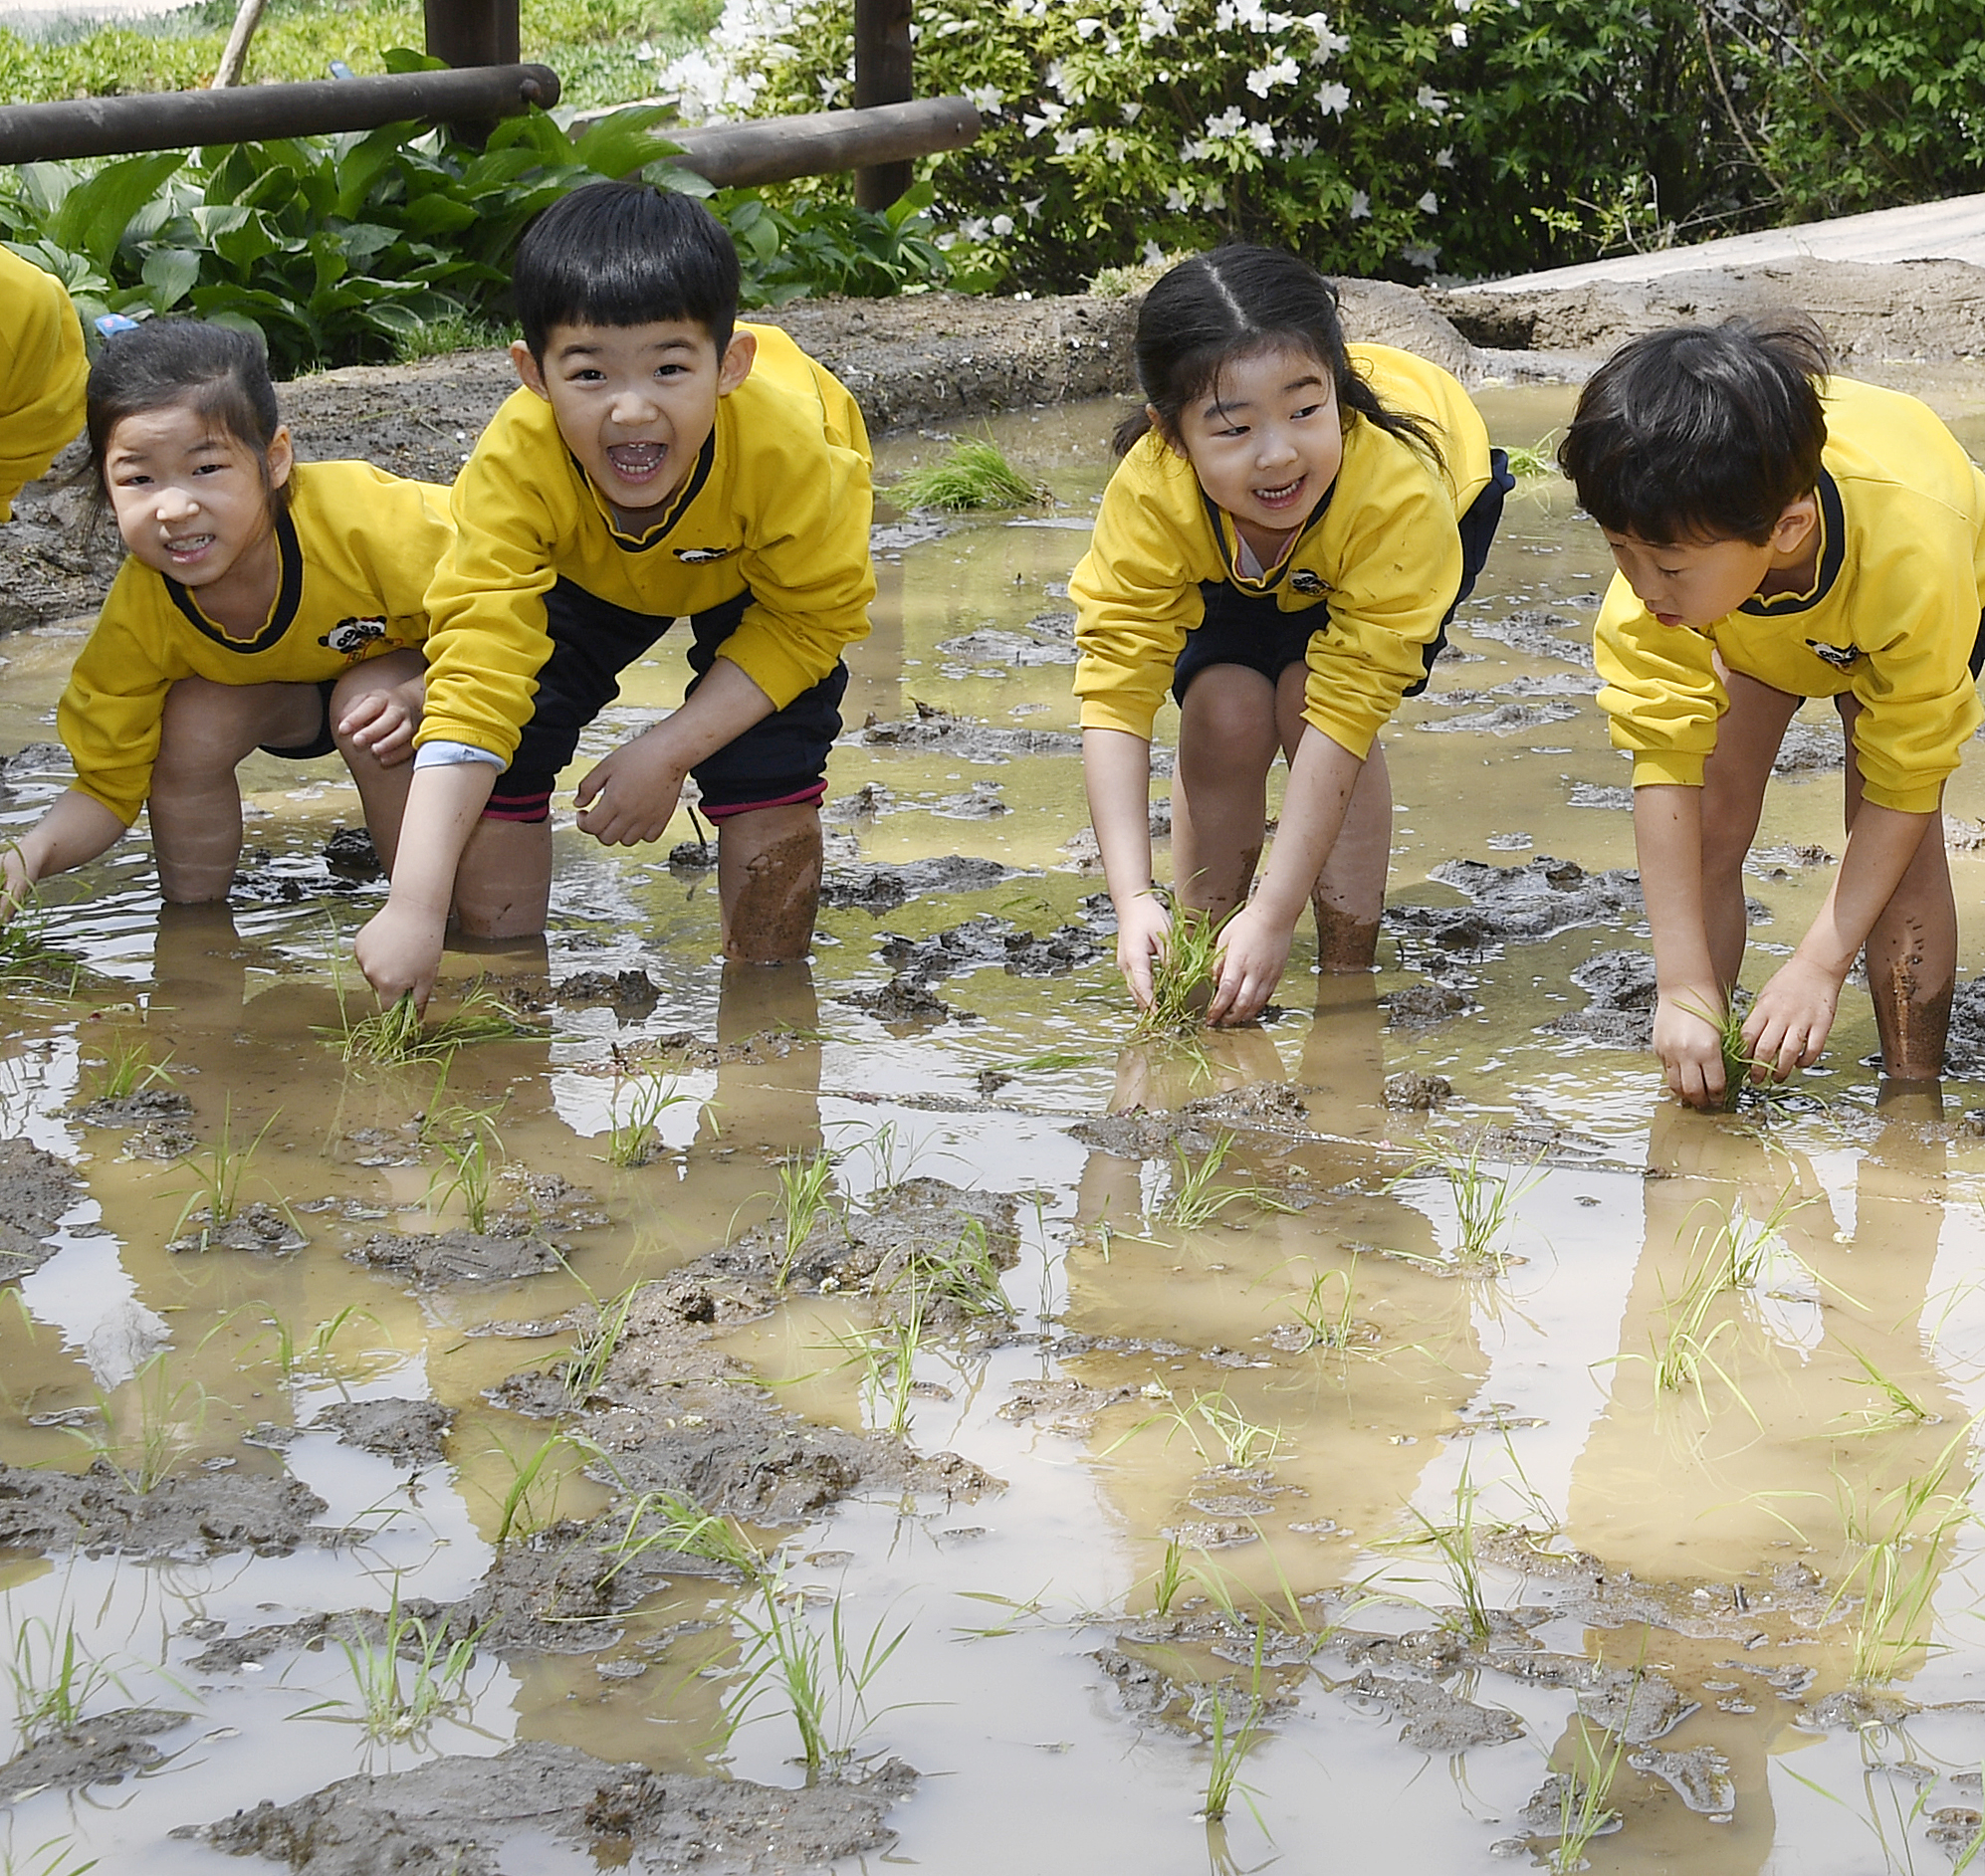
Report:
717,328,758,396
1150,404,1187,459
266,425,294,492
512,340,550,400
1771,491,1820,555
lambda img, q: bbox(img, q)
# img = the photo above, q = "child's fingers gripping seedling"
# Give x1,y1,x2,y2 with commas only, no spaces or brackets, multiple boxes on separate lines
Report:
1116,889,1173,1009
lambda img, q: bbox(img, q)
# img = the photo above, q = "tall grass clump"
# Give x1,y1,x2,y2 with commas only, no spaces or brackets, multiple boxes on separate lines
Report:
169,1098,279,1248
3,1613,124,1745
889,436,1047,511
1129,904,1224,1041
305,1588,482,1744
769,1146,841,1287
1399,1137,1542,1272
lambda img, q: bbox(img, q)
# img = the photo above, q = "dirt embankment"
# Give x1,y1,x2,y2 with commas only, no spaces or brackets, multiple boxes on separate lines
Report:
8,255,1982,636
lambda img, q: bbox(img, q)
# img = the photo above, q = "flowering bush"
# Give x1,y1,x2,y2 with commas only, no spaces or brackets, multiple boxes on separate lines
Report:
665,0,1473,290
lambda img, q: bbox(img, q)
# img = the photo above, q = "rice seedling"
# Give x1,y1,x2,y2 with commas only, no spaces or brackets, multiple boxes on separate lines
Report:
1108,1386,1286,1471
3,1614,125,1745
1283,1261,1364,1354
1196,1628,1268,1825
0,1834,99,1876
1129,903,1224,1041
254,1305,393,1389
1399,1137,1542,1270
1836,1345,1940,1436
170,1098,279,1249
328,981,540,1067
1155,1133,1253,1230
66,1353,206,1493
1829,1453,1971,1687
558,1272,642,1401
85,1032,175,1102
314,1587,483,1743
768,1146,840,1287
1394,1460,1495,1644
889,435,1047,511
426,1117,500,1234
1543,1708,1631,1871
486,1432,571,1546
827,1284,928,1441
1503,432,1561,480
837,1117,942,1196
1151,1539,1189,1616
0,883,84,995
910,1219,1009,1319
600,1072,698,1168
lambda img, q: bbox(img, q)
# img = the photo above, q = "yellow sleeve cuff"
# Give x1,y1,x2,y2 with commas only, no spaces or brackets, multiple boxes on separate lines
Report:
1861,779,1944,815
1632,750,1706,790
1078,696,1161,738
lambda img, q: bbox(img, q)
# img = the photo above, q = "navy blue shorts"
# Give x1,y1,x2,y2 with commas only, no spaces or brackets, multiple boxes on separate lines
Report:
1173,448,1514,707
485,580,848,824
259,678,339,760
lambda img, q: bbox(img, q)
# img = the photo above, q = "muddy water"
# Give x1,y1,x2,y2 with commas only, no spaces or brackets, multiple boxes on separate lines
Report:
4,381,1985,1872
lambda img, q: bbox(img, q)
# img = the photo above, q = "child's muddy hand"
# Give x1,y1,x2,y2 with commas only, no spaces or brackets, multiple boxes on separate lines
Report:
0,849,30,924
574,735,687,847
338,690,417,765
1653,989,1727,1109
1115,892,1170,1008
1742,957,1840,1083
1207,906,1289,1025
355,902,446,1011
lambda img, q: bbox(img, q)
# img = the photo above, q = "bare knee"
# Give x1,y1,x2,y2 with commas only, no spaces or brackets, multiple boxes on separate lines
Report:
454,818,551,938
1179,671,1277,783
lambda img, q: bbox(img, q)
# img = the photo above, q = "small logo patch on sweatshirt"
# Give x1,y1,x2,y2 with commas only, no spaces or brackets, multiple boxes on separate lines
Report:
1289,569,1327,596
1806,639,1862,671
674,545,738,565
321,616,386,656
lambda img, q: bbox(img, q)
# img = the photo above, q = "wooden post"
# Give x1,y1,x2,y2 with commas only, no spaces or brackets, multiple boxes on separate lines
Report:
424,0,519,70
852,0,913,210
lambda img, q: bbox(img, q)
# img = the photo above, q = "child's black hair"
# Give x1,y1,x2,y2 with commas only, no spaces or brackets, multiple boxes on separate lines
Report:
86,317,286,515
514,182,740,360
1557,317,1832,545
1113,245,1440,465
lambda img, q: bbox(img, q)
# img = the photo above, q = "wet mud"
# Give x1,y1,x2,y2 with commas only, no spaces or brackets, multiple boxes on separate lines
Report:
1385,854,1645,952
347,1229,565,1288
1547,946,1659,1047
192,1739,916,1875
819,852,1022,912
0,1707,191,1800
314,1397,454,1469
0,1136,82,1279
857,702,1085,761
0,1461,339,1557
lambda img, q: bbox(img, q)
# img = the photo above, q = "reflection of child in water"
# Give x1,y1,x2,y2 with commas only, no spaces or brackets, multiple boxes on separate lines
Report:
1,320,446,917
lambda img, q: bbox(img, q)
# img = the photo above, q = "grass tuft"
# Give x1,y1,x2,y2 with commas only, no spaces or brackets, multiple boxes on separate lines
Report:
889,436,1048,511
1129,901,1223,1040
328,982,541,1068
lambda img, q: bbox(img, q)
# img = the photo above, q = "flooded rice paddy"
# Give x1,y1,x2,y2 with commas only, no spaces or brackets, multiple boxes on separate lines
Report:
9,381,1985,1871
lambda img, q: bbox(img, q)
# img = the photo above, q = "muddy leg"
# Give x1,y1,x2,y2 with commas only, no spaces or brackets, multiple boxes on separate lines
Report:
329,649,424,874
452,816,552,938
717,804,822,963
1310,742,1390,971
148,676,325,903
1173,663,1277,918
1839,695,1952,1082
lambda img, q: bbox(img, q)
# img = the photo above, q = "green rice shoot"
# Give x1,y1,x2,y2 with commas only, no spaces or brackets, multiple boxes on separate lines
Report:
1503,432,1561,480
889,437,1049,512
1129,903,1224,1041
330,981,542,1067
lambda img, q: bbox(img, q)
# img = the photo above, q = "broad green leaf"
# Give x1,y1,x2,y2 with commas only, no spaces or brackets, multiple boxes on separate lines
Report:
570,105,679,178
140,246,202,309
49,151,185,269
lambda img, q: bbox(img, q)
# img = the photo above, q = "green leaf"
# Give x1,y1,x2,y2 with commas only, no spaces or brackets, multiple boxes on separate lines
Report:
140,246,202,309
49,150,185,269
570,104,680,178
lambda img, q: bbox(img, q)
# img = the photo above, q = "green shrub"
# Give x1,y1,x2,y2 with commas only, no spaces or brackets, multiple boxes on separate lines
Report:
665,0,1985,288
0,100,948,374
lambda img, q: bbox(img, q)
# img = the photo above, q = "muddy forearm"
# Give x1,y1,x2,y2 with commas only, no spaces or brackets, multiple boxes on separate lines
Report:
1800,802,1933,978
13,789,126,885
1249,729,1363,929
1082,728,1156,904
1633,785,1719,1000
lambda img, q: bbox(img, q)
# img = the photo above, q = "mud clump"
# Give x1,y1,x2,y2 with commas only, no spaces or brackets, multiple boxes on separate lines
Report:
348,1229,564,1288
1455,608,1594,665
1546,947,1659,1048
553,967,661,1016
0,1137,83,1281
170,1200,310,1255
1630,1745,1736,1815
821,853,1020,913
858,702,1083,762
0,1460,335,1557
1386,856,1644,952
314,1397,454,1469
1382,980,1475,1029
1384,1072,1453,1111
840,975,970,1024
879,913,1102,982
323,826,382,879
0,1708,189,1800
189,1738,917,1875
1069,1081,1317,1160
1773,716,1846,775
936,613,1077,667
74,1086,194,1131
1345,1671,1524,1751
1569,781,1634,810
1416,699,1582,736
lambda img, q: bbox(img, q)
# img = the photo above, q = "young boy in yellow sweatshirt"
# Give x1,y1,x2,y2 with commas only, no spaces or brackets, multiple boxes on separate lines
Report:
1561,318,1985,1107
356,182,874,1007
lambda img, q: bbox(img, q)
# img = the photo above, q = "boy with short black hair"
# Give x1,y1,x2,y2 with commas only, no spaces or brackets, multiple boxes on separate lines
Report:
356,181,873,1005
1561,316,1985,1107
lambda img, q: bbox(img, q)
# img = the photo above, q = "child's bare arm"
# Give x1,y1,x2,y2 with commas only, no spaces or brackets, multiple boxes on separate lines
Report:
355,761,496,1007
1,790,125,915
1632,784,1731,1108
574,658,772,848
1742,801,1933,1081
1083,727,1168,1007
1207,727,1362,1024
